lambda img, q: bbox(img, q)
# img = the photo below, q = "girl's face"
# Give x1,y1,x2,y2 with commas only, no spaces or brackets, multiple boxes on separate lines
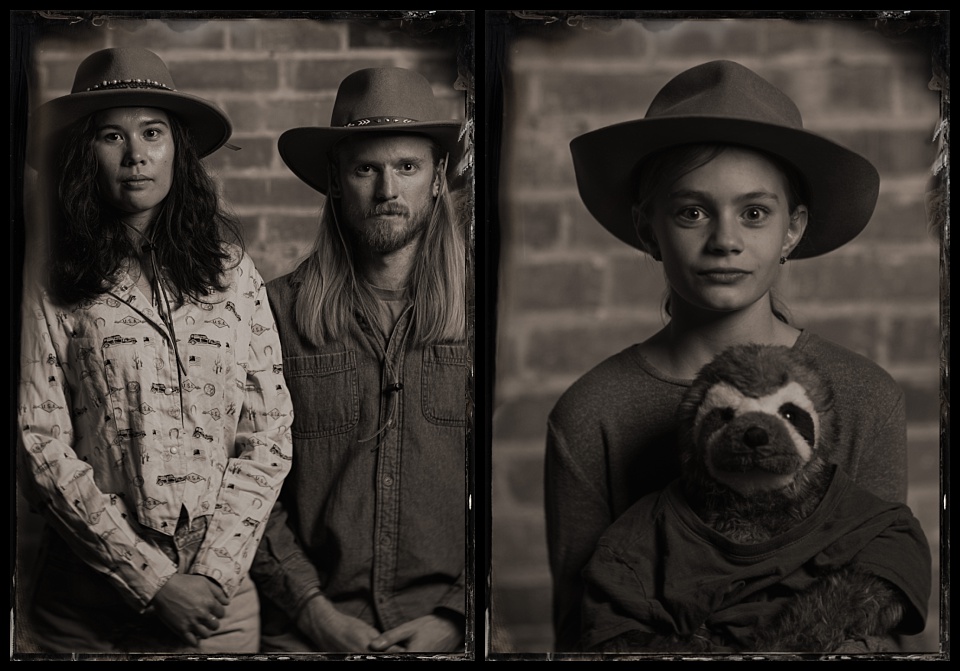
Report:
92,107,175,229
644,147,807,316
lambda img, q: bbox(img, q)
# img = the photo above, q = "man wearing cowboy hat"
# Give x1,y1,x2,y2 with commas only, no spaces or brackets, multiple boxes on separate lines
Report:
250,67,470,654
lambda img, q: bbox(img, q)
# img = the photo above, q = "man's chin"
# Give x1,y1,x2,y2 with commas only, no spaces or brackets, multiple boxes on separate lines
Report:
352,222,425,254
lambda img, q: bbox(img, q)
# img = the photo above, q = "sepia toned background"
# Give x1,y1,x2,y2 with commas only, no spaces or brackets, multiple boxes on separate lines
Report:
10,10,475,655
487,13,946,655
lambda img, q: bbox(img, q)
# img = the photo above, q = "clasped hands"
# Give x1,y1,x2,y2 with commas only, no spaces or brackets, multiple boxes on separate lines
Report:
297,593,463,653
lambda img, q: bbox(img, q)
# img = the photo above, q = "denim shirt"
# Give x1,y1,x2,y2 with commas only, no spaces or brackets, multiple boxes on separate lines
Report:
251,264,468,633
17,249,294,608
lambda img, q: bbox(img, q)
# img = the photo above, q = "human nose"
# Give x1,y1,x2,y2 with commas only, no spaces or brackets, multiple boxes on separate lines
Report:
707,212,743,255
376,171,399,200
122,137,146,166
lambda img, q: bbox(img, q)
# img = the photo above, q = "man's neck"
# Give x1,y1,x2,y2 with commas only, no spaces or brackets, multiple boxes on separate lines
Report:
357,241,420,291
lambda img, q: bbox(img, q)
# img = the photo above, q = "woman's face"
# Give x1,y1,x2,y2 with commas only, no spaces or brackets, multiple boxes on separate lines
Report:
92,107,174,229
646,147,807,316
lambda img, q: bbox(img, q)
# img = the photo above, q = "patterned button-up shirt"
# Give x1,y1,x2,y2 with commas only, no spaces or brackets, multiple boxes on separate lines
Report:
17,249,294,609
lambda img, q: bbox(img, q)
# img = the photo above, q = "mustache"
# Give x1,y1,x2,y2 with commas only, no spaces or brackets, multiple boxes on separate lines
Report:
365,205,409,217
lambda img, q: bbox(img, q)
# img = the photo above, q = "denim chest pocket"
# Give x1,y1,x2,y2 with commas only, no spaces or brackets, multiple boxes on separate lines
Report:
284,351,360,437
421,344,468,427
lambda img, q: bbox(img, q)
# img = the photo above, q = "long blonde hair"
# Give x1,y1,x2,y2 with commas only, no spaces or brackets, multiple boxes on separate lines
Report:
294,144,466,346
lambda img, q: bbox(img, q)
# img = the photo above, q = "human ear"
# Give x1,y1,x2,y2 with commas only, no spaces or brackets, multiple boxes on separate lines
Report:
432,158,446,197
328,174,342,198
632,203,661,261
781,205,808,258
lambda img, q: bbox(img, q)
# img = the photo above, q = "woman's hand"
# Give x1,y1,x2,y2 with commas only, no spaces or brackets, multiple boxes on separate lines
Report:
150,574,230,647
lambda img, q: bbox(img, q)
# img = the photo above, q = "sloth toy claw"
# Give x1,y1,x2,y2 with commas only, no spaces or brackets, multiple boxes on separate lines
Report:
580,344,932,654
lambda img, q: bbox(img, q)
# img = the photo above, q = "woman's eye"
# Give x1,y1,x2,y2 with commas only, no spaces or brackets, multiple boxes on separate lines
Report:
143,128,161,139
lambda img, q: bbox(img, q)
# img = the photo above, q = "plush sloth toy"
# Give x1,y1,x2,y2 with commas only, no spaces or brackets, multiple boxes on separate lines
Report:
579,343,932,654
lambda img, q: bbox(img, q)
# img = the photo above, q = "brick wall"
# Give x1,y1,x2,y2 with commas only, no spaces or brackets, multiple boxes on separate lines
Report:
489,15,945,654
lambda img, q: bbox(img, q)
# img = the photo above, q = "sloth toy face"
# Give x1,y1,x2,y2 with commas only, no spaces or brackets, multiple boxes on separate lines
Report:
678,344,836,501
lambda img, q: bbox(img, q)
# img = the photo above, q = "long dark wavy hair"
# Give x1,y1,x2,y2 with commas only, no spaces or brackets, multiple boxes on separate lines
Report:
42,112,243,306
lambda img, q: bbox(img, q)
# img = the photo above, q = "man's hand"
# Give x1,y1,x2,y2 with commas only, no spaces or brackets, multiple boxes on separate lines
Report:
297,593,383,652
150,574,230,647
368,613,464,653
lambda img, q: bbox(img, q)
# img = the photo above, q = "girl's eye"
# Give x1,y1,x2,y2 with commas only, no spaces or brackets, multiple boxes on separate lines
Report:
143,128,161,139
743,207,768,222
101,132,122,143
678,206,706,222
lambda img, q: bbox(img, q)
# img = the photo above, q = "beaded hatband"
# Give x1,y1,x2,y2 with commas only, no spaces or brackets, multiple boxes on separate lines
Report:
84,79,174,92
344,117,417,127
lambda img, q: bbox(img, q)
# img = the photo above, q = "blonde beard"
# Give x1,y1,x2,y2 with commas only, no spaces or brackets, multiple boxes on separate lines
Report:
342,205,431,254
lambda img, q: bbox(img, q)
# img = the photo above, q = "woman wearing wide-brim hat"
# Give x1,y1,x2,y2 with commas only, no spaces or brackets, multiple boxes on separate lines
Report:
543,60,909,652
17,47,294,654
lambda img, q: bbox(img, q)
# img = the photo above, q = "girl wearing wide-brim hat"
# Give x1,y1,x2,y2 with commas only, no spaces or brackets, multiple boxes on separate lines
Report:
17,47,293,654
544,60,909,652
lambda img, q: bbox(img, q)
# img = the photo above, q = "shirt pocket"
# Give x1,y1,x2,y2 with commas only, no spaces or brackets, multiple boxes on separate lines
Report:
421,344,468,427
283,351,360,438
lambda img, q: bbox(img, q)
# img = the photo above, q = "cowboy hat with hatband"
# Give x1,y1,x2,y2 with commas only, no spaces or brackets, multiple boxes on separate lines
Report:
279,67,464,195
569,59,880,259
28,47,232,167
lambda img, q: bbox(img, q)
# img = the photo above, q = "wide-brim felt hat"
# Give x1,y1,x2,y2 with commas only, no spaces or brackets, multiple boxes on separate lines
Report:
569,59,880,259
279,67,464,194
28,47,232,167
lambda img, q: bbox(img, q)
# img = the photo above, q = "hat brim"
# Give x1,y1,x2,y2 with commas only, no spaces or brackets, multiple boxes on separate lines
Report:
570,116,880,259
279,122,464,194
27,88,232,167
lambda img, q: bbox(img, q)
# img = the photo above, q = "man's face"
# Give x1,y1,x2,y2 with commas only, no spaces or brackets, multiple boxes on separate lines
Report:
334,133,440,254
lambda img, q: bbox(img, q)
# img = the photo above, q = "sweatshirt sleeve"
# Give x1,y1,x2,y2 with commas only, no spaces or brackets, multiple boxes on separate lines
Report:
545,415,615,652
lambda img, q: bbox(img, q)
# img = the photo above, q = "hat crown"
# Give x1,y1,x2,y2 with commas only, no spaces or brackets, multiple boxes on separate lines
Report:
70,47,177,94
646,60,803,129
331,67,442,127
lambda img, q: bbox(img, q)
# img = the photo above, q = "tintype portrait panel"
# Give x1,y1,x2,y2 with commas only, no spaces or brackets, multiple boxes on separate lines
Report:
485,10,947,660
11,10,476,661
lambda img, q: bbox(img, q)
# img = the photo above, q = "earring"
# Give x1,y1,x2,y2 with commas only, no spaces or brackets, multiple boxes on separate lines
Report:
779,256,787,265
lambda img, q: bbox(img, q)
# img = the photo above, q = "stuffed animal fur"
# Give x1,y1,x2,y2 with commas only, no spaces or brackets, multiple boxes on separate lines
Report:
584,343,928,654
